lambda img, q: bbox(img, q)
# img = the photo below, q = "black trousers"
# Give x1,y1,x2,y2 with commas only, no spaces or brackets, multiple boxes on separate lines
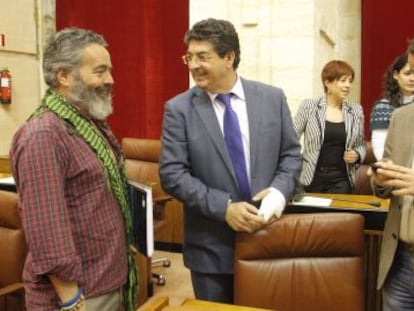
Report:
304,167,351,194
190,271,234,304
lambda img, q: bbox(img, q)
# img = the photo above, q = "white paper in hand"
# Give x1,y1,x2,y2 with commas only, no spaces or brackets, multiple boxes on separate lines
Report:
258,188,285,221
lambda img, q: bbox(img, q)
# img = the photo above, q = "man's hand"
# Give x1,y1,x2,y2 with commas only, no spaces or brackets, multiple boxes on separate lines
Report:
253,187,285,221
368,161,414,196
225,201,266,233
48,275,86,311
367,161,390,187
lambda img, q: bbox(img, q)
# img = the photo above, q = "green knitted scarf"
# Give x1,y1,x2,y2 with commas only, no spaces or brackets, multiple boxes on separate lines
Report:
37,89,137,311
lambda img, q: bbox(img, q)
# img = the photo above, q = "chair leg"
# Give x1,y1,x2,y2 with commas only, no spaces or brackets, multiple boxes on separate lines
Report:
152,257,171,286
152,272,166,286
152,257,171,268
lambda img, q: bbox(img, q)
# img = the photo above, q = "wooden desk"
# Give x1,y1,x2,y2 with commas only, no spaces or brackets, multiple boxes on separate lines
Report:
138,297,274,311
180,298,273,311
287,193,386,311
137,295,169,311
287,193,389,231
0,155,10,174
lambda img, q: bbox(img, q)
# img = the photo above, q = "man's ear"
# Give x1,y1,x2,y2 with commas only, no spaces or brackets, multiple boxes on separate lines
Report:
225,51,235,69
56,68,71,87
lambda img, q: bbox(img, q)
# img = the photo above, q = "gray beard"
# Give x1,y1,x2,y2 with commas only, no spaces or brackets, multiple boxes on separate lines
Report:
66,78,113,120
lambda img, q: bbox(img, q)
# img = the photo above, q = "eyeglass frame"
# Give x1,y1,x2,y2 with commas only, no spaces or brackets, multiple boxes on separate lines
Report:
181,51,216,66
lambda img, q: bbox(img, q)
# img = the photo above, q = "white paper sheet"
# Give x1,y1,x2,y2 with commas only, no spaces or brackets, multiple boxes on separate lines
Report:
291,195,332,207
0,177,15,185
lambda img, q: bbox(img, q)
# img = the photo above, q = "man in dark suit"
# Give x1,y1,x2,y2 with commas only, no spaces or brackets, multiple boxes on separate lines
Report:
159,18,301,303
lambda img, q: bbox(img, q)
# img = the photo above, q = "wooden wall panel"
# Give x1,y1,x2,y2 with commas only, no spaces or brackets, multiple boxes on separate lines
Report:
155,199,183,245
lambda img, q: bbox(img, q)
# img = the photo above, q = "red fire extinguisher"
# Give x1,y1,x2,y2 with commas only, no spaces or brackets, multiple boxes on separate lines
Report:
0,68,11,104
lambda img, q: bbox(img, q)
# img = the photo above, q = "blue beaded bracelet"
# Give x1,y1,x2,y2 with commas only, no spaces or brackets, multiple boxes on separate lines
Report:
60,288,83,308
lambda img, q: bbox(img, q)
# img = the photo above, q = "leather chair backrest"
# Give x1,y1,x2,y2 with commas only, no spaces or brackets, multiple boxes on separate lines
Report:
0,190,26,287
234,213,365,311
122,138,165,198
354,141,375,195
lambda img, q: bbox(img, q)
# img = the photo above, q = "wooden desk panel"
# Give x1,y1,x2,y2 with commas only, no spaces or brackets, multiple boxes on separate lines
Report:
0,155,10,174
138,297,274,311
180,298,274,310
155,199,183,245
137,296,169,311
135,252,153,307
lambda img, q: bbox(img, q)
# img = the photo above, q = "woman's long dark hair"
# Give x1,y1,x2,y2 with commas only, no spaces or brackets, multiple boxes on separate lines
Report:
382,53,409,108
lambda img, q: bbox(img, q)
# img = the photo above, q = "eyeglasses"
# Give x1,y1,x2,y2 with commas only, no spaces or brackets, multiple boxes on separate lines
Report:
181,52,214,66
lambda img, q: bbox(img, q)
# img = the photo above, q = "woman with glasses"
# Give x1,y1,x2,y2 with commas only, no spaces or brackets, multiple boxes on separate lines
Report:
294,60,366,194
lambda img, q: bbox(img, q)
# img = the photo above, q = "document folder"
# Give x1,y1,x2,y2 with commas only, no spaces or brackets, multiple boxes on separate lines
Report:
127,180,154,257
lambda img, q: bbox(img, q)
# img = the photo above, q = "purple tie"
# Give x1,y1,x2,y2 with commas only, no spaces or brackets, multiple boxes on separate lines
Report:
217,93,251,201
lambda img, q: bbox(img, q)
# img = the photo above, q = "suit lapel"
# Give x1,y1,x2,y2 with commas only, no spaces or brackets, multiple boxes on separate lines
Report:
192,88,238,183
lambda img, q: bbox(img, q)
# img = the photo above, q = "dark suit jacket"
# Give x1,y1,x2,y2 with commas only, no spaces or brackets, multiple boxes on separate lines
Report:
159,78,301,274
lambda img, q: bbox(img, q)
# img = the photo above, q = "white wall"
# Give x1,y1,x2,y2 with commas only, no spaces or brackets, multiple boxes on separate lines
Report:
0,0,40,154
190,0,361,116
0,0,55,155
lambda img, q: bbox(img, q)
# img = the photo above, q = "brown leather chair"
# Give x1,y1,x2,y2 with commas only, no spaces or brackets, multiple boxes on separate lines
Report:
353,141,376,195
122,138,171,288
0,190,26,311
234,213,365,311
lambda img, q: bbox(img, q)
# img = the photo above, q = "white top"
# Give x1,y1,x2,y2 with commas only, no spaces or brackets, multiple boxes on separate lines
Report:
371,95,414,160
371,129,387,160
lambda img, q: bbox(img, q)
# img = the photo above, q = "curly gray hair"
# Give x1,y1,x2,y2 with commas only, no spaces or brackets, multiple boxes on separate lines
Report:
43,27,107,87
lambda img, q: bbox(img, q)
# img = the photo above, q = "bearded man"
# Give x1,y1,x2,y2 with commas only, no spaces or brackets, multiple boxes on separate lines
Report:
10,28,137,311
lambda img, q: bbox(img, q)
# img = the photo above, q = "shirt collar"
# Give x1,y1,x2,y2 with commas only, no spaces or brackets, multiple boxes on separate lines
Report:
403,95,414,105
231,76,245,101
208,75,245,102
